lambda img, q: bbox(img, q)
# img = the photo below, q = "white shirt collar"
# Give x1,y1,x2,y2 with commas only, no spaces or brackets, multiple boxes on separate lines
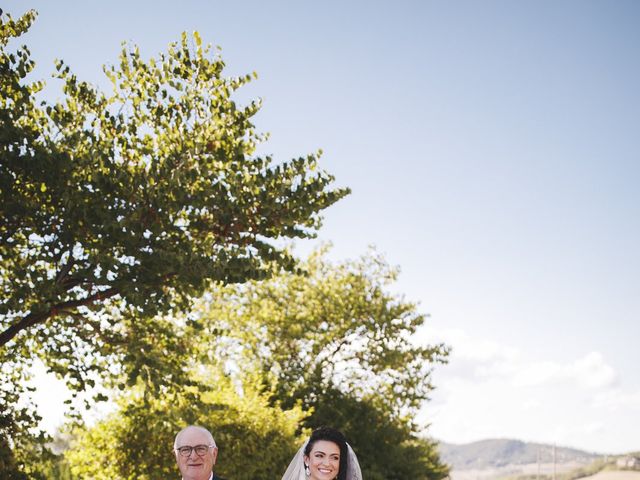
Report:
181,474,213,480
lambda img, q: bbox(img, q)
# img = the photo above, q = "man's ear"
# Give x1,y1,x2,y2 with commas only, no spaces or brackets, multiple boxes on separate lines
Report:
212,447,219,464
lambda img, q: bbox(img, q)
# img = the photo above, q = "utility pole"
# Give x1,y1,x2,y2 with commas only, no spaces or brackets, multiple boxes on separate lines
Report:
552,444,556,480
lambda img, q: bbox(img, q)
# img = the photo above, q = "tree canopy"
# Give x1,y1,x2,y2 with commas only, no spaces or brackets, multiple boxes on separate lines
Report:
1,7,347,446
0,9,349,477
202,246,449,418
199,246,450,479
1,8,348,346
1,9,449,480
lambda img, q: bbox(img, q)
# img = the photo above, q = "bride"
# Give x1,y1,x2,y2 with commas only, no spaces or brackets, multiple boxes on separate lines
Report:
281,426,363,480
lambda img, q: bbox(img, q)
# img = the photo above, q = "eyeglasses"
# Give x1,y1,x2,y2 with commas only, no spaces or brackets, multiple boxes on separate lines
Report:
175,444,215,457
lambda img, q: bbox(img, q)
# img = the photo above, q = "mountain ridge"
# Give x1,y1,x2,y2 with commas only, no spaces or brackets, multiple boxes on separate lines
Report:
437,438,602,470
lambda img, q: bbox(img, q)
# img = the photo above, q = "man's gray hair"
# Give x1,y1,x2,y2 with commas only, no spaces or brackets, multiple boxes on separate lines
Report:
174,425,217,449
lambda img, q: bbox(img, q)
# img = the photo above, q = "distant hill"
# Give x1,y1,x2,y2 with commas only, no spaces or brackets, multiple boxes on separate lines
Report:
438,439,600,470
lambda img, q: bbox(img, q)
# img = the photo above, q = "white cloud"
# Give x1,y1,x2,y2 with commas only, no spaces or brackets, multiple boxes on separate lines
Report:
417,326,521,379
571,352,618,389
522,399,541,410
511,360,560,387
592,388,640,411
434,328,520,364
419,328,637,453
423,327,619,391
512,351,617,389
582,422,605,435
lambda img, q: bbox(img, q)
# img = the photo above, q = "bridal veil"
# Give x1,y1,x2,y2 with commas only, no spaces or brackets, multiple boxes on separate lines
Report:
281,440,363,480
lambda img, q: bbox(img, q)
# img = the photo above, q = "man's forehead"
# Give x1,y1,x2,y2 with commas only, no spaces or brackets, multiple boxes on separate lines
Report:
177,427,211,445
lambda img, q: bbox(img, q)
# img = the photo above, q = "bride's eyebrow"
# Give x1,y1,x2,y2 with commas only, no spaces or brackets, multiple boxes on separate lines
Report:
315,451,340,458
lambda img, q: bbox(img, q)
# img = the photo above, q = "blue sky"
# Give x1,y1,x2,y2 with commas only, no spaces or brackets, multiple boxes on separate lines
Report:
5,1,640,454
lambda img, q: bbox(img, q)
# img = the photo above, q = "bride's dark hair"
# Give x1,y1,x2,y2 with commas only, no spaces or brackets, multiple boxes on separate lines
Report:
304,426,349,480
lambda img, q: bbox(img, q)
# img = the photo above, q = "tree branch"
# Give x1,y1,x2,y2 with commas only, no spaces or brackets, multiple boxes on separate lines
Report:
55,251,75,286
0,288,119,347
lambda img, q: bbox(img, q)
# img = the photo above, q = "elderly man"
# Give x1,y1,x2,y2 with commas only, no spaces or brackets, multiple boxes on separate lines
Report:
174,425,225,480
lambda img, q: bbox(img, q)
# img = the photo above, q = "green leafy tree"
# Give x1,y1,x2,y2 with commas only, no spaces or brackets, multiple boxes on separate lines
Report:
0,10,56,478
0,8,348,351
199,246,450,479
308,388,449,480
65,373,307,480
202,246,449,418
0,356,50,480
0,437,28,480
34,431,74,480
0,7,347,467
